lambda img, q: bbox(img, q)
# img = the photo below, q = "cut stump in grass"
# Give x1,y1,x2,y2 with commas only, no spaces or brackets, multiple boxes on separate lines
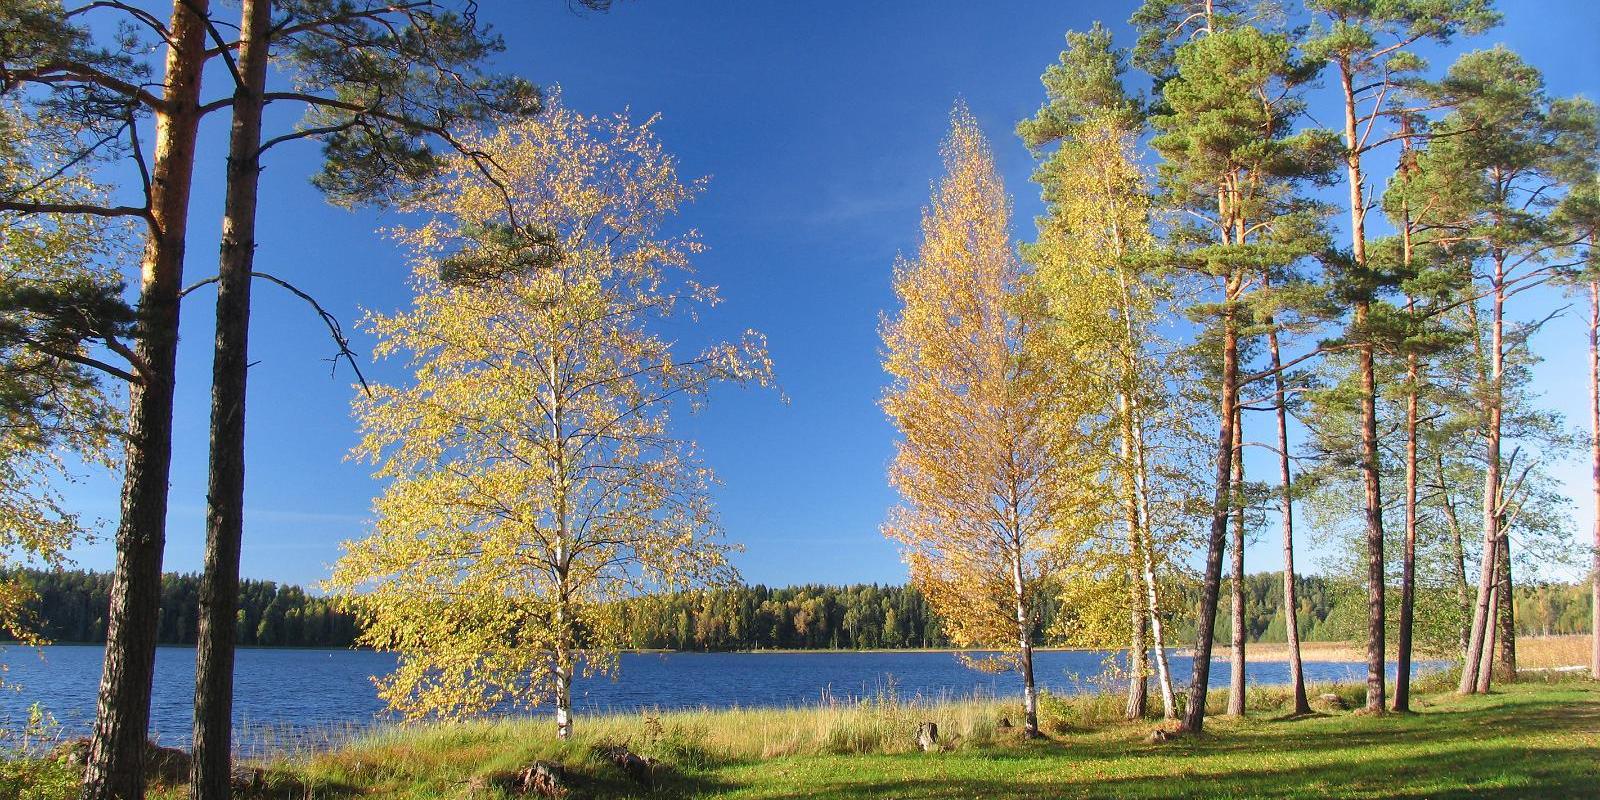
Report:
916,722,939,752
520,761,569,798
470,761,569,798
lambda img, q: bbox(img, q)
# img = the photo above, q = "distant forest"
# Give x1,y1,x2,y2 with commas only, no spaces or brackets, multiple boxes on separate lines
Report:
1,568,1587,651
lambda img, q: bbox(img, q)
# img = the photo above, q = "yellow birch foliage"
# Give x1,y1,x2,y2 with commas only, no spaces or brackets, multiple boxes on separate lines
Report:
1029,111,1163,651
327,95,773,725
880,106,1102,664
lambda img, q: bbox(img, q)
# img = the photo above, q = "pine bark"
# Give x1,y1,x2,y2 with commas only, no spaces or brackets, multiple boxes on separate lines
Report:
1336,55,1387,715
1461,254,1507,694
1494,535,1516,680
1393,344,1420,712
1180,304,1239,734
1591,278,1599,679
1267,325,1309,714
191,1,271,797
1228,410,1245,717
80,3,209,798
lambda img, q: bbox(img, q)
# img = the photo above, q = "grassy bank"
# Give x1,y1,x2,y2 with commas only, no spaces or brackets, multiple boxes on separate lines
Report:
7,671,1596,798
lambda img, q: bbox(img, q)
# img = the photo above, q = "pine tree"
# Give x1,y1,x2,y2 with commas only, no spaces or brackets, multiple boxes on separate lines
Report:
1145,22,1337,733
1303,0,1500,713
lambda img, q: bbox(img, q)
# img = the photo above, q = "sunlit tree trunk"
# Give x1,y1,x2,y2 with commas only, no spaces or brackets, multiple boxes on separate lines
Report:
81,3,209,798
1461,251,1507,694
192,2,271,797
1394,341,1421,713
1494,534,1516,680
1228,408,1246,717
1181,294,1240,735
1591,278,1599,679
1333,55,1388,715
1122,399,1148,721
1267,325,1309,715
1014,548,1038,738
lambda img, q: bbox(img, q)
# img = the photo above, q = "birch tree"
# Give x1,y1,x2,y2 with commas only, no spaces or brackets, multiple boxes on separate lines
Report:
882,105,1096,739
328,99,770,738
1019,24,1182,721
188,2,590,791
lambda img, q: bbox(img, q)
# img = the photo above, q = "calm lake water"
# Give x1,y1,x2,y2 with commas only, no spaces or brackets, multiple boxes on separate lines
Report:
0,645,1437,749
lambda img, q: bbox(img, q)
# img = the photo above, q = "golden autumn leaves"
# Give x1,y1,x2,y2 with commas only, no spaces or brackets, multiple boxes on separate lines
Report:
881,103,1190,729
880,107,1122,737
326,96,773,736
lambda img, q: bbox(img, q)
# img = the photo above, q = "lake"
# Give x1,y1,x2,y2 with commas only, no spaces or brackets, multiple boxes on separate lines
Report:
0,645,1435,750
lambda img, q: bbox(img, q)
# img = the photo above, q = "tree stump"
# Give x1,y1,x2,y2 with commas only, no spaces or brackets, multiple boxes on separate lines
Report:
916,722,939,752
1317,692,1347,711
517,761,569,798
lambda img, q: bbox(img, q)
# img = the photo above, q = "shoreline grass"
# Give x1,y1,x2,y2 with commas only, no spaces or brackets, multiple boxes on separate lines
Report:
210,670,1600,797
7,668,1596,798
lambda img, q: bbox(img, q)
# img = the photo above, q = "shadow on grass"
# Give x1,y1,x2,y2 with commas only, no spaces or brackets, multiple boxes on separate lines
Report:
678,687,1600,799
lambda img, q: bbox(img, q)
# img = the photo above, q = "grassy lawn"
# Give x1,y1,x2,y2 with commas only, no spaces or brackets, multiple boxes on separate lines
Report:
10,676,1595,798
226,675,1598,799
700,683,1600,799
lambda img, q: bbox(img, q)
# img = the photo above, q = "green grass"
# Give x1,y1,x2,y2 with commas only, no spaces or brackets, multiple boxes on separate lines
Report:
9,673,1598,798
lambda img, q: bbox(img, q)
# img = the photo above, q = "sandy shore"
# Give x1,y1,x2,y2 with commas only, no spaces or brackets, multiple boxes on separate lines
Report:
1185,635,1590,668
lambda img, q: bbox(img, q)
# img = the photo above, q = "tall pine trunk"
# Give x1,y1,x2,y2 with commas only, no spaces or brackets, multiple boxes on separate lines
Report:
1437,456,1472,655
1228,409,1246,717
192,1,271,797
1591,278,1599,679
1461,254,1507,694
1494,535,1516,679
1267,325,1309,714
1181,302,1239,734
1393,343,1420,712
1336,56,1387,715
81,3,209,798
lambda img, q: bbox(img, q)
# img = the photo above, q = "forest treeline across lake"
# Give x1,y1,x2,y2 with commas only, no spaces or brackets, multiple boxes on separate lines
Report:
4,568,1588,652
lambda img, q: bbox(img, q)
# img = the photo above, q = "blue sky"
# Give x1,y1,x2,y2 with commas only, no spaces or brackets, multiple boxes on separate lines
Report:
51,1,1600,588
